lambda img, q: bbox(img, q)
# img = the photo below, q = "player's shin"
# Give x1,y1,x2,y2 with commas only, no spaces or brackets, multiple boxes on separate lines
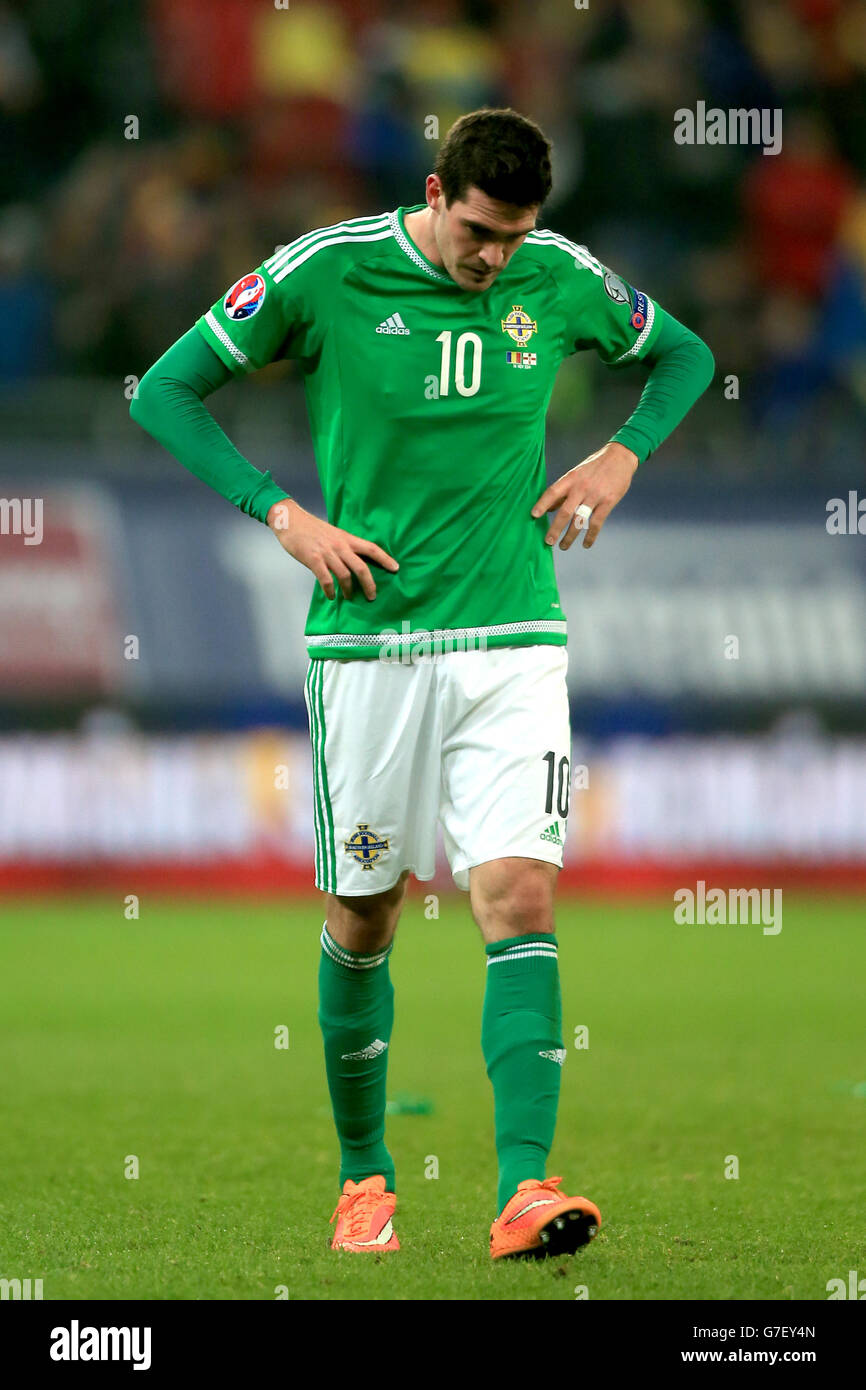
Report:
317,925,396,1191
481,934,564,1216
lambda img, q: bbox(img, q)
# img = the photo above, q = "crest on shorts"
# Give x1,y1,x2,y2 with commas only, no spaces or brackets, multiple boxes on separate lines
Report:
501,304,537,346
344,823,390,870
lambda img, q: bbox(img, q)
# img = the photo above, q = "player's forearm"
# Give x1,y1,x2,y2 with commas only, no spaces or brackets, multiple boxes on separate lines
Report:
129,328,291,523
610,312,715,463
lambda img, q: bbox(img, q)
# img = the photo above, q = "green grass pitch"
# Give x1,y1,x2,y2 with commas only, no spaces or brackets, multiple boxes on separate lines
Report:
0,894,863,1301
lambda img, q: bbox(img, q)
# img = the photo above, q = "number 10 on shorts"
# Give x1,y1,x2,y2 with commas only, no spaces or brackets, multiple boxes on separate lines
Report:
542,750,570,819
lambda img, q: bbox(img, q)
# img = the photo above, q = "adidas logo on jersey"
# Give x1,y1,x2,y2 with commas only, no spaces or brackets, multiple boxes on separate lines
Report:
540,821,564,846
341,1039,389,1061
376,312,410,335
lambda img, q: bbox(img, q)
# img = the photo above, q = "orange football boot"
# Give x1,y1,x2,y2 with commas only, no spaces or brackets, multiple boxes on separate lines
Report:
330,1175,400,1252
490,1176,601,1259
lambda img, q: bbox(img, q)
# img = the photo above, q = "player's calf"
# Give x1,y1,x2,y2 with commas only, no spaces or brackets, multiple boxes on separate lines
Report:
469,857,558,943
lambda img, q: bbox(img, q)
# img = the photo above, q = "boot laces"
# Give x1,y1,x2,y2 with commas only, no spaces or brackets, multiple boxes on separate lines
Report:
330,1184,384,1236
535,1176,564,1194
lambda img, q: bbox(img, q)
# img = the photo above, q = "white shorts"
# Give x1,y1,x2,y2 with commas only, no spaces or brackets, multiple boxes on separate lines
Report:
303,645,571,895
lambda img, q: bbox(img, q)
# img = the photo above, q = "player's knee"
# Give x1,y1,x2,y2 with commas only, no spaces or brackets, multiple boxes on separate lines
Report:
328,873,408,951
471,859,556,938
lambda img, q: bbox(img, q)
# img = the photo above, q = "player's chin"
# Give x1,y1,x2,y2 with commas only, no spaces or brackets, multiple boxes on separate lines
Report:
459,268,496,291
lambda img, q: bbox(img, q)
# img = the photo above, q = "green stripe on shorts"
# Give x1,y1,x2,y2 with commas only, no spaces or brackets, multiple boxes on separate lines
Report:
305,664,324,886
314,664,338,891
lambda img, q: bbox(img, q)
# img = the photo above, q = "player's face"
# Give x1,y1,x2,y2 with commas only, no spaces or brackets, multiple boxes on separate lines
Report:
430,181,539,292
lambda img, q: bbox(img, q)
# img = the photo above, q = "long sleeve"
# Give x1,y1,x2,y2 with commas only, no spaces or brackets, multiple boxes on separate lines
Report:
129,327,291,523
609,312,715,463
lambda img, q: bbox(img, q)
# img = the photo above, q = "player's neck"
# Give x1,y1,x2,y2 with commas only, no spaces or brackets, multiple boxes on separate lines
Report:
403,207,444,268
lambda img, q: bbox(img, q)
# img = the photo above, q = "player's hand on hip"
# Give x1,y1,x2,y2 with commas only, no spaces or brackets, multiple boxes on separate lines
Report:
266,499,398,601
531,441,639,550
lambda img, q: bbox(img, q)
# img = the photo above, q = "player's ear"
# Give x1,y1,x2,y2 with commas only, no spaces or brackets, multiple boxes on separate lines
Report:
426,173,444,211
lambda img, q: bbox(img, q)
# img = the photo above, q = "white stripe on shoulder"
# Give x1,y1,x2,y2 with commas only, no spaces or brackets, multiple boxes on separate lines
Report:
265,213,390,273
270,226,394,283
265,214,391,279
204,310,248,366
525,230,605,278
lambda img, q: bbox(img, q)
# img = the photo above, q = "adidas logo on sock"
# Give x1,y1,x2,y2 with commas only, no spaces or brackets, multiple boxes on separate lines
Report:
376,312,410,335
341,1039,388,1061
538,1048,567,1065
540,821,564,846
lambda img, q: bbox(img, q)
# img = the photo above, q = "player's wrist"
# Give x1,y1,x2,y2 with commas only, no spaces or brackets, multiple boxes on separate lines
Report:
267,497,299,532
606,437,641,469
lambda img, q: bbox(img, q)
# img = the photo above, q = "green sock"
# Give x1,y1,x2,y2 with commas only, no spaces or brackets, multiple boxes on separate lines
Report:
318,924,396,1192
481,934,564,1216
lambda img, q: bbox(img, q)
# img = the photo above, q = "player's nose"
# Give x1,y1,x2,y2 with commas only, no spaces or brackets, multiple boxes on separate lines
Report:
480,244,506,270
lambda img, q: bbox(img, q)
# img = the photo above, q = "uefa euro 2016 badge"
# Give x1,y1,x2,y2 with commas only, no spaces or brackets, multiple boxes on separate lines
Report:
344,824,390,871
224,272,266,320
501,304,538,368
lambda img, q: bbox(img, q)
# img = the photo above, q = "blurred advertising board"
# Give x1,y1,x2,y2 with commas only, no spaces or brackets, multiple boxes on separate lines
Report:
4,481,863,707
0,488,123,697
1,729,863,891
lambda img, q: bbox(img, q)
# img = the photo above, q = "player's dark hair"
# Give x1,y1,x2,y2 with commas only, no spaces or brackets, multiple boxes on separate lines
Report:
435,108,553,209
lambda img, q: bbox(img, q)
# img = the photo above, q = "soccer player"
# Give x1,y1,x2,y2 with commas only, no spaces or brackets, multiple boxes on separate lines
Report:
130,108,714,1260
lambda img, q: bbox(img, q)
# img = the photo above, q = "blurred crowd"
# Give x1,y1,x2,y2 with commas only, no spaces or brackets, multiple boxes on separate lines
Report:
1,0,865,430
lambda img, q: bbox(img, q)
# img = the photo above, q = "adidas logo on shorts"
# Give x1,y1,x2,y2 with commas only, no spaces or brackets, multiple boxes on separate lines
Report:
540,821,564,846
376,312,410,335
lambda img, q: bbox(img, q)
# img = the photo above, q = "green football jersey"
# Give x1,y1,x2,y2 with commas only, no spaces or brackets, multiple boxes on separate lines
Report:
196,205,665,660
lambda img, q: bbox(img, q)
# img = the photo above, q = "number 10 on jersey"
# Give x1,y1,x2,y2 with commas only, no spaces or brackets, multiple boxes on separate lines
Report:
435,330,482,397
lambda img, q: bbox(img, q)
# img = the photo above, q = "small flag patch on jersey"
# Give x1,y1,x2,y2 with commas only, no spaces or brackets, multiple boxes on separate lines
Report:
506,350,537,368
376,312,410,335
